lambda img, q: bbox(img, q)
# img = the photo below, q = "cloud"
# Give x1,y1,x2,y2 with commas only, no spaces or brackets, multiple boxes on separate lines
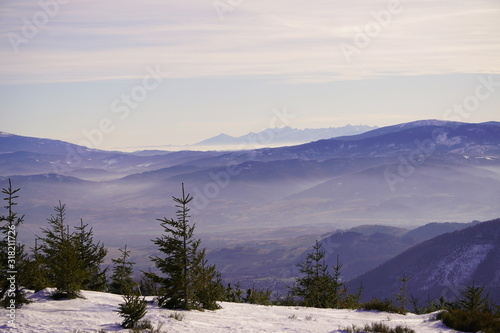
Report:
0,0,499,84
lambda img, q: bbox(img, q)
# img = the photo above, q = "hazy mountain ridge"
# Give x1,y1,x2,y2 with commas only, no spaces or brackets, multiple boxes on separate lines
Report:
195,125,378,146
206,221,480,294
347,218,500,303
1,120,500,296
1,120,499,243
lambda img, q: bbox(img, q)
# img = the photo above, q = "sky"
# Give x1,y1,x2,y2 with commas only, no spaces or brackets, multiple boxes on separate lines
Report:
0,0,499,150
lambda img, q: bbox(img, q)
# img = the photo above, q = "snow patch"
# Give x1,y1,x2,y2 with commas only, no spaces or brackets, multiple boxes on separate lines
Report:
425,244,494,287
435,133,462,146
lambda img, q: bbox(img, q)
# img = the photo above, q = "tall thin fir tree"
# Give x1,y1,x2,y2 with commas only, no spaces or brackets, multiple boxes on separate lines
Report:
110,245,136,295
0,179,29,307
145,183,223,310
395,273,411,313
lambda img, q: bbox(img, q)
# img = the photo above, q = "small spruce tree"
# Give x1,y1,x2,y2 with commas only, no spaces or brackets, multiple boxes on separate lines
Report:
395,273,411,313
0,179,29,307
145,183,223,310
110,245,136,295
39,202,107,299
292,240,344,308
225,282,243,303
457,281,491,312
115,293,148,328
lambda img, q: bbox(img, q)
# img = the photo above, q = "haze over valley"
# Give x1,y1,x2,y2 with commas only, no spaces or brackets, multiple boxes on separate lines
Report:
1,120,500,297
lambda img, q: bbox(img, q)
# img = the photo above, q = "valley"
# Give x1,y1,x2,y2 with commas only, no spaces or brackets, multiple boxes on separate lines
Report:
1,120,500,302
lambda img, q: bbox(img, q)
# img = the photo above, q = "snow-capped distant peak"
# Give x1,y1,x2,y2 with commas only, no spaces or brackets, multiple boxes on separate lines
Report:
0,131,13,137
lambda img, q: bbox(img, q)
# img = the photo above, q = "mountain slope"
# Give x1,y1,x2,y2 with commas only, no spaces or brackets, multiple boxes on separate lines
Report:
0,131,101,155
272,122,500,160
346,218,500,303
207,222,477,294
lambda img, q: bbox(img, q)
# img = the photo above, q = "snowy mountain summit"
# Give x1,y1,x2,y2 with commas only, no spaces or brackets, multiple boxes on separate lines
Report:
195,125,378,147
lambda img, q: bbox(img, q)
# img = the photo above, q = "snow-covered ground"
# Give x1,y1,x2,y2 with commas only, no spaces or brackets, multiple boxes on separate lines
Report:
1,289,459,333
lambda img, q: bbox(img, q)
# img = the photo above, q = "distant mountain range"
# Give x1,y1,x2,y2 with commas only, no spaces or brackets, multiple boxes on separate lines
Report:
1,120,500,299
194,125,378,147
1,119,499,237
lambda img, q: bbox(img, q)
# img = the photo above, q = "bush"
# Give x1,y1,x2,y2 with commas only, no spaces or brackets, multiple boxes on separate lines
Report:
344,322,415,333
51,290,83,300
129,321,166,333
437,309,500,333
115,294,148,328
245,286,272,305
362,298,406,314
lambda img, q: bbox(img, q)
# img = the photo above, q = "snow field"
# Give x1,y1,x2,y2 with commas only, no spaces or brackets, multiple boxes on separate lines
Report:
1,289,459,333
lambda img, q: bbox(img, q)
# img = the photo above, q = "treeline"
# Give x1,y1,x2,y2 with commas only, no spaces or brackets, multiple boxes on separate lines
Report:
1,180,499,332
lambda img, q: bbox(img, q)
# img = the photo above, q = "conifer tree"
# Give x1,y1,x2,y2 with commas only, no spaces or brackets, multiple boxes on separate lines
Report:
146,183,223,310
191,255,225,310
0,179,29,307
292,240,345,308
22,238,49,292
110,245,136,295
225,282,243,303
395,273,411,312
115,294,147,328
457,281,491,312
39,202,107,299
75,219,108,291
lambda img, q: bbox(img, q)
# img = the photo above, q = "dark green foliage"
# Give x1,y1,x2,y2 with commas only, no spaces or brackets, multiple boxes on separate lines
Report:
0,179,30,308
39,202,108,299
417,295,450,314
39,202,84,299
130,320,166,333
342,282,364,309
456,281,491,312
409,294,420,314
245,285,272,305
225,282,244,303
394,273,410,313
139,269,160,296
191,258,225,310
361,298,406,314
437,281,500,333
75,219,108,291
437,310,500,333
344,322,416,333
146,184,223,310
110,245,136,295
22,238,50,292
291,241,345,308
115,294,148,328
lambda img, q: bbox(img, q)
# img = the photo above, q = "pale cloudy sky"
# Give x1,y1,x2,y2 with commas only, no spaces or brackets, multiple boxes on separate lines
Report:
0,0,499,150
